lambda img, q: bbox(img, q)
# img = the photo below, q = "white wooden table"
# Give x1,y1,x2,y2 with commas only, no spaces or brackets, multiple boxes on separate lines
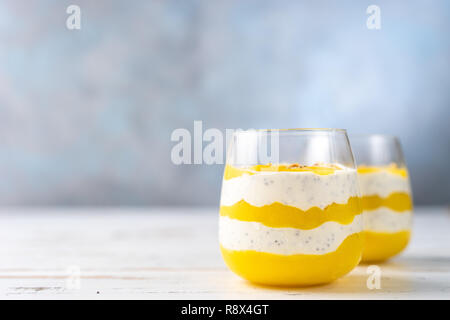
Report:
0,207,449,299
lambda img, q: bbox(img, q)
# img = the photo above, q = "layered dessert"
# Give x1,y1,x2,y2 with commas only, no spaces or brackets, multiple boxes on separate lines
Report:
358,164,413,262
219,163,363,286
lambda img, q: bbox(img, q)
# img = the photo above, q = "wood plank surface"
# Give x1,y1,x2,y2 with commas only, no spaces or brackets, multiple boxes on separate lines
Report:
0,207,449,299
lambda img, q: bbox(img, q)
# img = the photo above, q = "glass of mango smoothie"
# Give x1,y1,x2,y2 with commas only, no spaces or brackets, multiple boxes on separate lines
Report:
219,129,363,286
351,135,413,262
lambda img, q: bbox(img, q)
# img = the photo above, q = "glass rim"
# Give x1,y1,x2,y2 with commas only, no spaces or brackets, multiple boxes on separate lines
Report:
349,133,400,140
234,128,347,133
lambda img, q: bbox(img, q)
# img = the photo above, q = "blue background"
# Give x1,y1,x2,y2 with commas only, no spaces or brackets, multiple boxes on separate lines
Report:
0,0,448,206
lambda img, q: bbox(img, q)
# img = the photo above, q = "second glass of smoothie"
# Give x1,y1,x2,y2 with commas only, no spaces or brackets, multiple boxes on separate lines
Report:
351,134,413,262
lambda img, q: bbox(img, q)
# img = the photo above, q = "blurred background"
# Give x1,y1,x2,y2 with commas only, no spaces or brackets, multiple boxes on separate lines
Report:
0,0,448,207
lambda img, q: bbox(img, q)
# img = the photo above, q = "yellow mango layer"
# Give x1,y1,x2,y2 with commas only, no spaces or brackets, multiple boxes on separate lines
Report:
224,163,342,180
361,192,412,212
220,233,363,286
357,164,409,178
361,230,410,262
220,197,362,230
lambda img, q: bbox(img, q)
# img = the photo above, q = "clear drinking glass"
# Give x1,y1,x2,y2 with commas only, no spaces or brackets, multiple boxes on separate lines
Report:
351,134,413,262
219,129,363,286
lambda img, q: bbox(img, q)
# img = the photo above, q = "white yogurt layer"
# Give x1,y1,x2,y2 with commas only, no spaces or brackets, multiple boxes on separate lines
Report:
219,215,363,255
363,208,412,233
358,171,411,198
220,168,359,211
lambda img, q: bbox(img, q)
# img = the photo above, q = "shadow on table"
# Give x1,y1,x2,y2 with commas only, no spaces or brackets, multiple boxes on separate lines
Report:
246,275,448,297
383,255,450,273
243,257,450,297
